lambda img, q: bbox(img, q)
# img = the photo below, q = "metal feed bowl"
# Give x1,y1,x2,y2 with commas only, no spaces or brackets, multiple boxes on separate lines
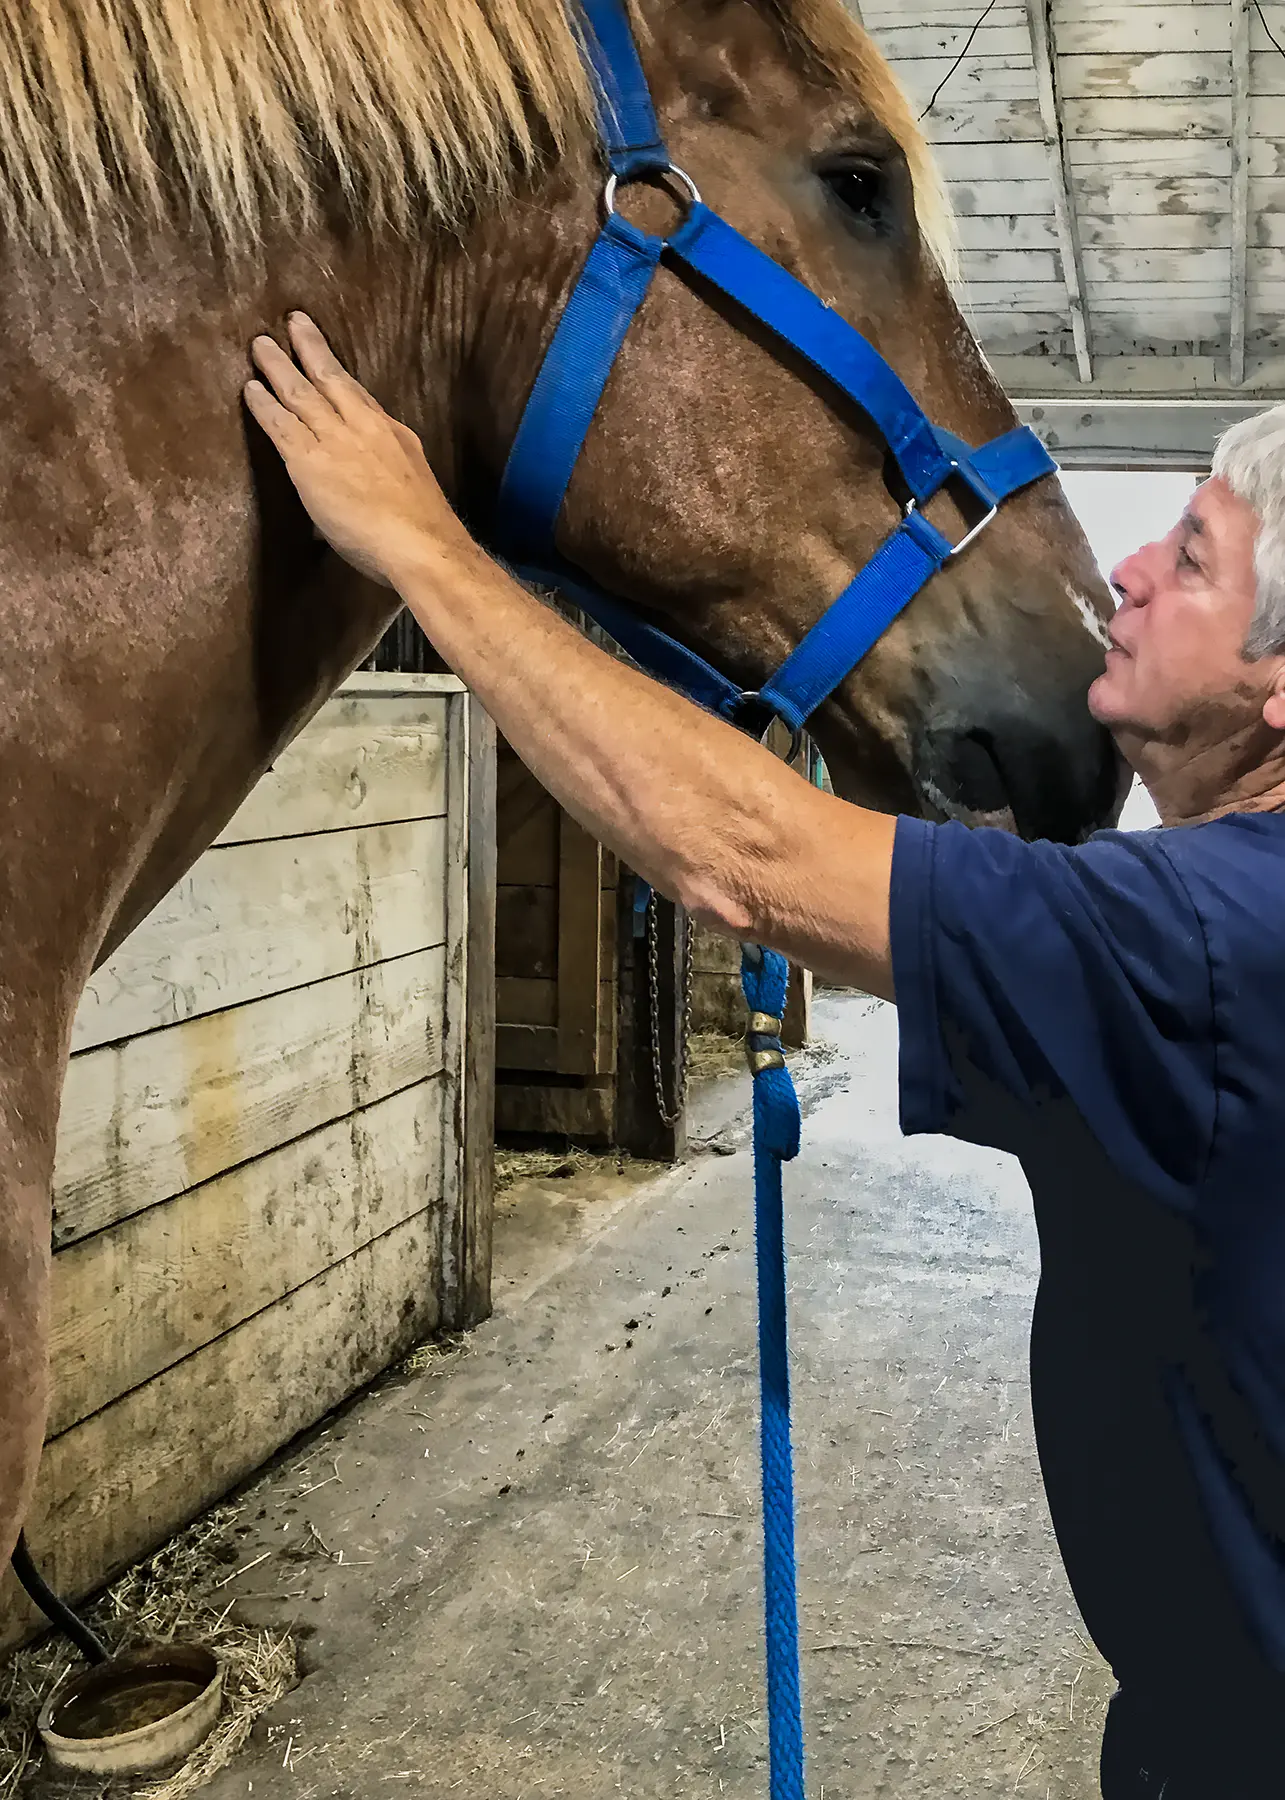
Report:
38,1643,223,1777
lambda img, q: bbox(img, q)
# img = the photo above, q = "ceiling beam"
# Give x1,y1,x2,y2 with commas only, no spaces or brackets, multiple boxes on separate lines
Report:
1230,0,1252,387
1017,398,1265,470
1025,0,1094,384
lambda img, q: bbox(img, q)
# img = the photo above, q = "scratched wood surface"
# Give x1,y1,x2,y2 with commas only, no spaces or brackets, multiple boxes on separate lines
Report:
0,676,493,1652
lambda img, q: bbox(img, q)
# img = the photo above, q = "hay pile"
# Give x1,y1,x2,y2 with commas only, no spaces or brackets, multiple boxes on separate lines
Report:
0,1503,295,1799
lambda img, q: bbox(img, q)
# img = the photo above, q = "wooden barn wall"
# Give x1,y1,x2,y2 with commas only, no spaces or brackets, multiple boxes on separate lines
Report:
865,0,1285,387
0,673,496,1650
493,738,620,1142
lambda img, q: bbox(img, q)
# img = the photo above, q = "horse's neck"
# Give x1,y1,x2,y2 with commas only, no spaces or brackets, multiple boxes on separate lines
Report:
0,225,450,979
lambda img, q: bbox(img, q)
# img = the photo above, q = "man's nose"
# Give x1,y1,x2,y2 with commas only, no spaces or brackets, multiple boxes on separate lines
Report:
1110,543,1158,608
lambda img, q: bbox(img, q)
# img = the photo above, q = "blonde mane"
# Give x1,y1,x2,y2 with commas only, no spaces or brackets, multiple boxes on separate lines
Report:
1,0,949,263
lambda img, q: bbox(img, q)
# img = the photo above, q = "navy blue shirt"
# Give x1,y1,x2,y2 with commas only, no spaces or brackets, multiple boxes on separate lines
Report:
892,812,1285,1743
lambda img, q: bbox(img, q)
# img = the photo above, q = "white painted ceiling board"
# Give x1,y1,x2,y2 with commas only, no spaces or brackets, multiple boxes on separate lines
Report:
860,0,1285,410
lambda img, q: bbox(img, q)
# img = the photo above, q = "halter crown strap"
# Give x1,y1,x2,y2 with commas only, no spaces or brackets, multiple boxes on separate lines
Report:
578,0,669,179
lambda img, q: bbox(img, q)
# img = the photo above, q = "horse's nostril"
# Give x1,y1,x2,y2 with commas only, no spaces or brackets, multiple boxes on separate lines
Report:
916,709,1123,843
920,728,1009,817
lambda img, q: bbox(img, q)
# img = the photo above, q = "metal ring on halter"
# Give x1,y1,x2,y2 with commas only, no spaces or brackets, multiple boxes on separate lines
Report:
602,163,703,223
740,694,804,766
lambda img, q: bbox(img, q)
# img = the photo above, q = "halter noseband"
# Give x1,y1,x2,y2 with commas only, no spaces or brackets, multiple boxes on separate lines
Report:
490,0,1056,742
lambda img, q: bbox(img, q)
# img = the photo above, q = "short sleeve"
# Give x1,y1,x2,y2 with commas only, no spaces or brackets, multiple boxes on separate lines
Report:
890,816,1217,1205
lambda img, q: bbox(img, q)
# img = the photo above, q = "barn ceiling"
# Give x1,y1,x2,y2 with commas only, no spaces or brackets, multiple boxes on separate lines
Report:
860,0,1285,465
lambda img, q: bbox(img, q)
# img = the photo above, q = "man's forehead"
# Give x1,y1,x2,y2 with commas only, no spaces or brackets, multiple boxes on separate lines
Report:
1183,476,1251,538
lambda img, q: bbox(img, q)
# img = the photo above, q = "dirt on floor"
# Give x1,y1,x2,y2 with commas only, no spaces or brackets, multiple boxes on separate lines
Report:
7,994,1115,1799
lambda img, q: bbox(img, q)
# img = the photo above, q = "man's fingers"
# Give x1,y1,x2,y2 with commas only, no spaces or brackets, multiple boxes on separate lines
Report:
250,334,337,437
244,377,316,460
287,313,384,422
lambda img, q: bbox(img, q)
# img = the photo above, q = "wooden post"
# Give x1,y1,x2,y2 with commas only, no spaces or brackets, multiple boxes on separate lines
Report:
782,964,812,1050
615,877,688,1163
457,694,497,1327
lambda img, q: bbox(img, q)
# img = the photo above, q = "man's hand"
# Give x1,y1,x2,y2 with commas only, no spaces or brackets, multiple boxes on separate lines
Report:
244,313,471,588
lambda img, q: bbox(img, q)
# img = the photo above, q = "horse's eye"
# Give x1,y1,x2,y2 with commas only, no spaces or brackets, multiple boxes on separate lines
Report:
820,160,892,231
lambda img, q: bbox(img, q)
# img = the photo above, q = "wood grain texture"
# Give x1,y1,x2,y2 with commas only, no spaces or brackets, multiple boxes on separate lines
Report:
72,816,447,1053
0,1214,441,1649
457,694,498,1327
216,692,447,845
48,1081,445,1438
54,947,446,1248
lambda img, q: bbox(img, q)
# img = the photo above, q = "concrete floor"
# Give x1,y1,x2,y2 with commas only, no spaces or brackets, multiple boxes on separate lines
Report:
203,990,1115,1800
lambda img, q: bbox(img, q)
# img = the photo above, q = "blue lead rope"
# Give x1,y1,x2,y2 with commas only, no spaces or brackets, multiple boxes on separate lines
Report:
741,946,805,1799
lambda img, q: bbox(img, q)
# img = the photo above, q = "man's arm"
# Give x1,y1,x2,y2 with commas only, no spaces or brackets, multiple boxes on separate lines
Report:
399,540,897,998
244,313,896,999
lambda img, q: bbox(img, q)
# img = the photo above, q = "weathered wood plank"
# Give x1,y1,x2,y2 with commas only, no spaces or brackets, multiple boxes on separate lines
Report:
945,177,1056,215
958,248,1061,281
556,814,605,1077
456,693,497,1328
1244,49,1285,94
1252,141,1285,180
862,0,1026,22
936,141,1071,180
1233,0,1253,385
894,57,1038,111
1079,213,1230,249
1068,140,1232,178
216,693,447,846
1058,6,1240,54
495,885,558,982
1062,95,1232,137
496,741,558,887
72,816,447,1053
873,22,1032,60
960,280,1075,310
956,214,1060,252
918,97,1044,142
1081,246,1231,283
54,947,446,1249
1060,53,1232,100
496,976,558,1027
1025,0,1094,382
493,1080,613,1143
495,1023,561,1073
1072,173,1230,214
48,1081,445,1439
0,1214,440,1649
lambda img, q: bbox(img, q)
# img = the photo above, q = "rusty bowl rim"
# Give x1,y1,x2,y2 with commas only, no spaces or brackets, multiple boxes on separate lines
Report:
37,1642,223,1757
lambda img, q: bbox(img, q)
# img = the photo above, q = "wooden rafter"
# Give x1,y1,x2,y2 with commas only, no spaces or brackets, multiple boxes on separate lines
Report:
1025,0,1094,384
1231,0,1252,387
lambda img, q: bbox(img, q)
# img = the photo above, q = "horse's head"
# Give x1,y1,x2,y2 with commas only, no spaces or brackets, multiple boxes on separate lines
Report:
462,0,1124,842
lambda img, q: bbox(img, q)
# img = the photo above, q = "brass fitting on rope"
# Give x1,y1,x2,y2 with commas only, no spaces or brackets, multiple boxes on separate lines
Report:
746,1011,786,1076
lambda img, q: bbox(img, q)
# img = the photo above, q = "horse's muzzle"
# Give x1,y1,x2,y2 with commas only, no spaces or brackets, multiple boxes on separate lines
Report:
915,703,1126,845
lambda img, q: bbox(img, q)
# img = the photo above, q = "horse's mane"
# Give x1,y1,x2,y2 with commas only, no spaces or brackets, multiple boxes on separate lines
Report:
1,0,949,263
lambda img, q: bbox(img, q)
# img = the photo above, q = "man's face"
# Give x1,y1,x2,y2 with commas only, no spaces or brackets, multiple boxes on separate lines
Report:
1089,477,1279,744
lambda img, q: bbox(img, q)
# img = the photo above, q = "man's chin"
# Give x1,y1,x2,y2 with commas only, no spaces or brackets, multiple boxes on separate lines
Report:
1086,669,1119,727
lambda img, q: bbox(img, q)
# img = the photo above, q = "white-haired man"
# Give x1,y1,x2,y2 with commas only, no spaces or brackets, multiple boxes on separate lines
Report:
245,314,1285,1799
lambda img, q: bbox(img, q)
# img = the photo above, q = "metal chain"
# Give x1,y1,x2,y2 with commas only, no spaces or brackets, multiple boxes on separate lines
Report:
646,892,695,1128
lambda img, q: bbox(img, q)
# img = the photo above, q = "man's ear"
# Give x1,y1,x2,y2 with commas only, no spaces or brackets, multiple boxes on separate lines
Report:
1263,661,1285,733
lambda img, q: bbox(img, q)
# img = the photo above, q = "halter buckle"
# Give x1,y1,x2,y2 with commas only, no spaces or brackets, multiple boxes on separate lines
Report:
904,459,999,561
603,163,702,225
736,694,803,765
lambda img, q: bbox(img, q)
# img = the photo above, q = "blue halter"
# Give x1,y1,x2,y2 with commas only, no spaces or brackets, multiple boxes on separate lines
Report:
491,0,1056,740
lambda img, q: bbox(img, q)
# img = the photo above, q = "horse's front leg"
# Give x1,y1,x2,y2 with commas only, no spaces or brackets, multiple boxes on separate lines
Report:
0,1054,57,1570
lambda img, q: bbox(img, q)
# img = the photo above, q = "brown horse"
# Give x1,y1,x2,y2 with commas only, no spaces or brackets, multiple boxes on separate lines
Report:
0,0,1123,1578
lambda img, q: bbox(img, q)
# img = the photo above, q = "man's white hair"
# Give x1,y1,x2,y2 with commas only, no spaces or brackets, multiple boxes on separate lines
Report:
1213,404,1285,659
